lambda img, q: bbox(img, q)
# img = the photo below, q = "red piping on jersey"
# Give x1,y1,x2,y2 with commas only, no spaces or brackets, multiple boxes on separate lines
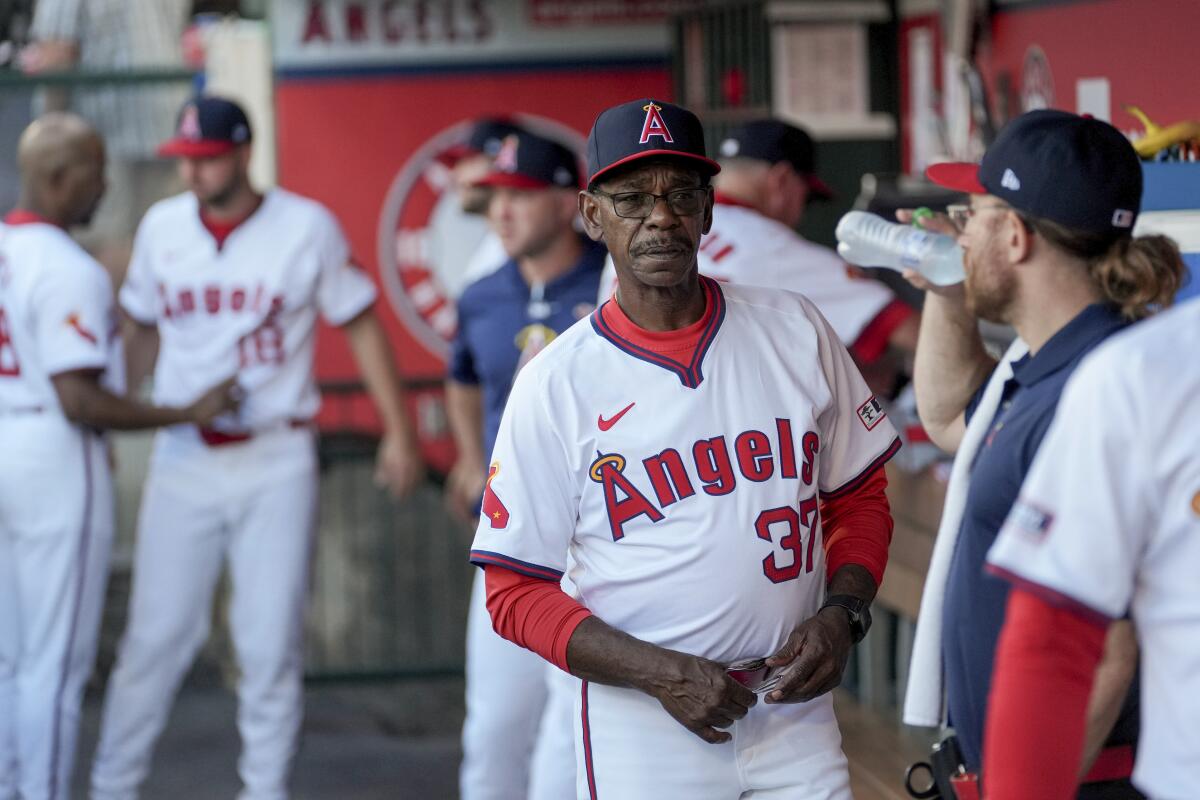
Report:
483,564,592,672
984,588,1108,800
850,299,915,365
591,275,725,388
199,194,264,250
581,681,599,800
4,209,63,229
713,191,757,210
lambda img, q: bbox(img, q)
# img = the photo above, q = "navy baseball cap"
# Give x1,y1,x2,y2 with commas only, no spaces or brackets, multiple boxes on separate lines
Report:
474,130,581,190
718,119,834,200
927,109,1142,236
157,96,252,158
438,118,525,167
586,98,720,187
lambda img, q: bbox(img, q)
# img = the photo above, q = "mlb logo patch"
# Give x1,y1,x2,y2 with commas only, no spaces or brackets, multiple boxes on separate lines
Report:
1009,498,1055,542
1111,209,1134,228
856,396,886,431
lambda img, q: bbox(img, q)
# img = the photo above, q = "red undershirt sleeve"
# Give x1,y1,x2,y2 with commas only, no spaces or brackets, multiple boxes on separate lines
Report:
483,564,594,673
983,588,1107,800
819,466,893,586
849,299,914,364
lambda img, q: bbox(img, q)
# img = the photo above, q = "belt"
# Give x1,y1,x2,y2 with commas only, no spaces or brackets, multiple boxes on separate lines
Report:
196,418,310,447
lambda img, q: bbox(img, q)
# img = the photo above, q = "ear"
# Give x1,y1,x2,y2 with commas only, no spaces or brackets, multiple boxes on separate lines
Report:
578,190,606,243
1006,210,1034,263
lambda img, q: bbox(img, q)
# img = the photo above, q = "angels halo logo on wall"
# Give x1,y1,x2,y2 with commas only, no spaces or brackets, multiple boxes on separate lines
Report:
376,115,585,360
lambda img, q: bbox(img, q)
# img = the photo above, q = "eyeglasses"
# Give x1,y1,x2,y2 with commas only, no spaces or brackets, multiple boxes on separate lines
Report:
946,203,1011,231
591,187,709,219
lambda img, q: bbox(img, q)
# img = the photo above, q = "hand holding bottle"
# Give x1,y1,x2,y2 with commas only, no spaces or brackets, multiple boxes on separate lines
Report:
835,209,966,287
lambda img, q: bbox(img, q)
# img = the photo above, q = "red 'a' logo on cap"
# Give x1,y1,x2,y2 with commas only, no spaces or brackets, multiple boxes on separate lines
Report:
179,105,201,140
493,135,519,173
639,103,674,144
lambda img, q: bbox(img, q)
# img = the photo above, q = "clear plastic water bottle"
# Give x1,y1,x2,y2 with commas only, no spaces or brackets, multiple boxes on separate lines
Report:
835,210,965,286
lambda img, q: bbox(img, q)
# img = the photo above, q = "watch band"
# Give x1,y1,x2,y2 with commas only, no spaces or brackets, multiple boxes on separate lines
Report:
820,594,871,643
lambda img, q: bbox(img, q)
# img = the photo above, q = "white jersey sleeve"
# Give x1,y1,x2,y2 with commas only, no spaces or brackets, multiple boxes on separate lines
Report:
34,257,114,376
469,361,578,580
987,351,1148,620
313,210,377,326
119,220,159,324
801,294,900,496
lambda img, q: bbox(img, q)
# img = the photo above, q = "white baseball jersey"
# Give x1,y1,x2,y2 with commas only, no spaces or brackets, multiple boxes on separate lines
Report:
120,188,376,429
471,278,899,664
597,200,899,347
987,299,1200,800
0,216,118,411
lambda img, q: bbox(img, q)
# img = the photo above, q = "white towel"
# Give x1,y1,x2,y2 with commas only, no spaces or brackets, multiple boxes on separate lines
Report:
902,339,1029,727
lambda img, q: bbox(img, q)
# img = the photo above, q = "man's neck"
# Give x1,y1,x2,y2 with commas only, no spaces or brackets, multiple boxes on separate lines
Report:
614,268,706,332
1010,259,1105,354
201,184,262,223
517,230,583,286
14,192,65,227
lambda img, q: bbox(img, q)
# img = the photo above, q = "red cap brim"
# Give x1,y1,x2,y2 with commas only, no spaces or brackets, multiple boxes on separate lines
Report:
157,138,238,158
474,172,555,190
588,150,721,187
806,174,835,200
925,162,986,194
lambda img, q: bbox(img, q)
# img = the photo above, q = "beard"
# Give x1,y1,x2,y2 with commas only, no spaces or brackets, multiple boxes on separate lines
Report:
963,248,1017,324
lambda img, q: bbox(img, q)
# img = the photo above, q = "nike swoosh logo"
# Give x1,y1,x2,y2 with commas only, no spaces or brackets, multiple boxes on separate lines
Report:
597,402,635,432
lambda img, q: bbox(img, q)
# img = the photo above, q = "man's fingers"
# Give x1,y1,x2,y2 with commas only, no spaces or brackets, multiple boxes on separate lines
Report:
725,679,758,711
766,649,823,703
693,725,732,745
765,634,801,668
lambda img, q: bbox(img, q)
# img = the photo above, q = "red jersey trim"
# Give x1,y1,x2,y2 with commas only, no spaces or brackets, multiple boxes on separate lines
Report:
4,210,62,229
713,191,757,210
199,194,264,250
984,564,1115,628
850,299,915,364
819,437,902,500
470,549,564,582
590,275,725,389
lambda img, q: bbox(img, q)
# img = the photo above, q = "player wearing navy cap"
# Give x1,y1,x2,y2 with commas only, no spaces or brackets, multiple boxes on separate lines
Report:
470,98,898,798
900,109,1185,798
448,129,600,800
88,95,424,800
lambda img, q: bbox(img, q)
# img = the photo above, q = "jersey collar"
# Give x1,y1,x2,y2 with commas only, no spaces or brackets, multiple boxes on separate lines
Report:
199,193,265,251
590,274,726,389
713,191,758,210
3,210,63,229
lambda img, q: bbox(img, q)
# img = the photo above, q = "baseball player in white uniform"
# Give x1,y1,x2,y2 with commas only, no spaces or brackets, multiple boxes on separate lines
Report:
0,113,235,800
983,298,1200,800
88,96,423,800
471,98,899,799
598,119,919,396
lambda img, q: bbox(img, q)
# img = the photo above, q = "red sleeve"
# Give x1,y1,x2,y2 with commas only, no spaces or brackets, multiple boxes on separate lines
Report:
819,466,893,585
984,588,1107,800
483,565,594,672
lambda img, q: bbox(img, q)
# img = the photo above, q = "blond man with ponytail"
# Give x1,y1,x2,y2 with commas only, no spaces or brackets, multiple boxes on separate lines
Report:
901,109,1183,799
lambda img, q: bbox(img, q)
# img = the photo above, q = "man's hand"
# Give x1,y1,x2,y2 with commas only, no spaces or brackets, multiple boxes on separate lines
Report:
895,208,966,295
444,456,487,525
645,652,758,744
763,607,854,704
374,429,425,499
186,377,241,426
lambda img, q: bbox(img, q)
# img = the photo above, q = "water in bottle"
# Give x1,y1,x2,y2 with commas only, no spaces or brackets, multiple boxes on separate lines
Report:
835,210,965,286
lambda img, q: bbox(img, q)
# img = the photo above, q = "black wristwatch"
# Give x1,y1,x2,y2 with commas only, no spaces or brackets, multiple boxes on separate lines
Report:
820,594,872,644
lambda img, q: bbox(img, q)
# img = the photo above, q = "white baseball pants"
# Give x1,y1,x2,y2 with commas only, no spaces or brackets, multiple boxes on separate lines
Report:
0,417,113,800
460,569,578,800
90,426,317,800
575,680,852,799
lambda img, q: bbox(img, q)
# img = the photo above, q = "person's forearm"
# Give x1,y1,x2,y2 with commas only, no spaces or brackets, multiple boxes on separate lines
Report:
55,376,191,430
565,615,682,692
122,315,160,398
912,288,995,451
1079,620,1138,776
445,380,485,464
344,310,416,440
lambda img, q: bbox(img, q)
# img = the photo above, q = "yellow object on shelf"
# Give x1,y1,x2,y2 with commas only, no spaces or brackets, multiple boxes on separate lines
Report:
1125,105,1200,158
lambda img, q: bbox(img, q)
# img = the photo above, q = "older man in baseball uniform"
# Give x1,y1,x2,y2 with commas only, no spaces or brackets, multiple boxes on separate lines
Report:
0,113,234,800
469,98,898,798
88,95,424,800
